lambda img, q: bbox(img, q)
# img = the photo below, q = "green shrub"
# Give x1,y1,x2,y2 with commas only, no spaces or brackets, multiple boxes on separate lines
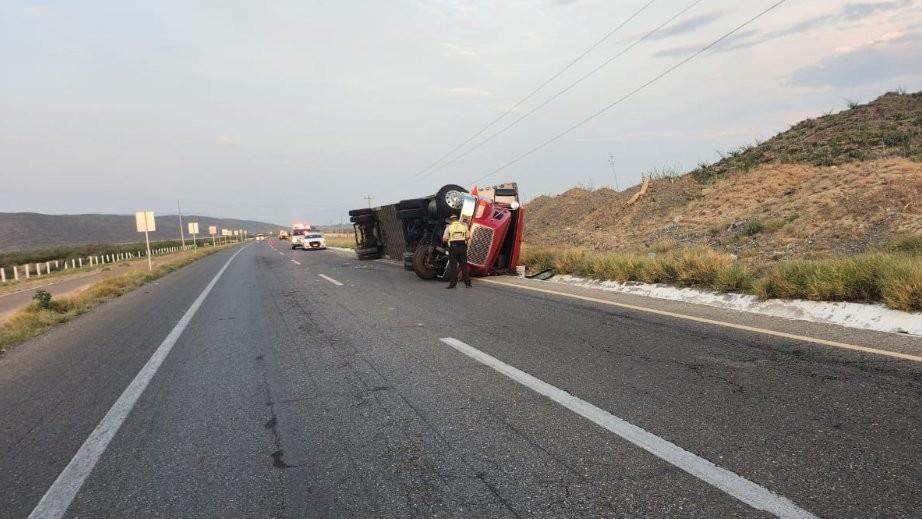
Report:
32,289,52,310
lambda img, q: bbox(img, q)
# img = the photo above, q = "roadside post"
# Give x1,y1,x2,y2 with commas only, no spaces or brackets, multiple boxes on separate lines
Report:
178,200,186,250
209,226,217,247
135,211,156,271
187,222,200,253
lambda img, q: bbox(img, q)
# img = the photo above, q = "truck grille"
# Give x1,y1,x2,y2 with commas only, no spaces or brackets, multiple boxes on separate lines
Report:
467,225,494,266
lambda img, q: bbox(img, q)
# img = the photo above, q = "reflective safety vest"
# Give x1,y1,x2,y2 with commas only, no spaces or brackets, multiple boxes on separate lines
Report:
446,221,468,243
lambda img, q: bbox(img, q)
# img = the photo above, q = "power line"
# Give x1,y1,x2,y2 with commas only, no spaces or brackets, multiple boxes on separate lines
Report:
470,0,788,185
412,0,658,180
423,0,704,179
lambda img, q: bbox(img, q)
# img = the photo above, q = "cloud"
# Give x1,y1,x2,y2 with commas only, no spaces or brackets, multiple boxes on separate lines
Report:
442,42,477,56
652,29,758,58
653,0,915,58
447,87,492,97
646,11,726,40
841,0,912,21
787,31,922,86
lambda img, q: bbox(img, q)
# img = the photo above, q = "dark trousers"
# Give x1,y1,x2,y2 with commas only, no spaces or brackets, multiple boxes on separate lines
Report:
446,242,471,287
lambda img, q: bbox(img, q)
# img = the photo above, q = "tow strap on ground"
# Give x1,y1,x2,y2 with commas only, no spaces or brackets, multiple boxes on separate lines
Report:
526,269,556,280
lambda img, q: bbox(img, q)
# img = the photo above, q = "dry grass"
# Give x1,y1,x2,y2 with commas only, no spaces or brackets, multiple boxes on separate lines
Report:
521,245,921,312
755,253,922,312
0,245,231,353
324,233,356,249
521,245,754,293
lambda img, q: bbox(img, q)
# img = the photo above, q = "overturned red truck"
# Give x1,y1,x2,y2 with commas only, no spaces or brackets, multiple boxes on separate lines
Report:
349,183,524,280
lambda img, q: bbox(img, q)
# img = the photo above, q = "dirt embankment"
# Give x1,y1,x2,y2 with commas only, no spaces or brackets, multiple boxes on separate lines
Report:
524,158,922,263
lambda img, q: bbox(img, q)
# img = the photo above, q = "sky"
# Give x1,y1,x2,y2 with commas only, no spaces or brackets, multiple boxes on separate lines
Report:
1,0,921,226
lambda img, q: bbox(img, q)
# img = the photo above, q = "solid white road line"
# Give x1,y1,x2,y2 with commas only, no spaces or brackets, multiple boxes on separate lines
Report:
439,337,817,519
290,259,301,265
480,278,922,363
28,246,247,519
318,274,343,286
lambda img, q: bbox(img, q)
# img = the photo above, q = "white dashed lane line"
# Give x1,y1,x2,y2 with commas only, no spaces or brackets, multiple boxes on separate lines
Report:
290,259,301,265
318,274,343,286
439,337,817,519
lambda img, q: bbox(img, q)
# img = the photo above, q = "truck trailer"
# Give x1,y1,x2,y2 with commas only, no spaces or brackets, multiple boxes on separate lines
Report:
348,183,524,280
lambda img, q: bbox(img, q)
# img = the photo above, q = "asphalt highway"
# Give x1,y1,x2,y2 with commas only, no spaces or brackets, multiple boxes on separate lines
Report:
1,241,920,518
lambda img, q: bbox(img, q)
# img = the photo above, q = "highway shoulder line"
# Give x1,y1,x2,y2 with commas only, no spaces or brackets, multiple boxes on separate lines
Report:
27,246,247,519
440,337,816,519
479,278,922,363
318,274,343,286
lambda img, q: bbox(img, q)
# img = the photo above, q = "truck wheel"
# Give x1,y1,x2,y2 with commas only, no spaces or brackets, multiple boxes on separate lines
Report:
356,246,380,260
435,184,468,218
348,208,374,217
396,208,424,220
413,246,439,280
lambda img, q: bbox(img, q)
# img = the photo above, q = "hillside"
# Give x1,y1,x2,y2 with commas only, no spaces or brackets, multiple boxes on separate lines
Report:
525,91,922,263
0,213,284,251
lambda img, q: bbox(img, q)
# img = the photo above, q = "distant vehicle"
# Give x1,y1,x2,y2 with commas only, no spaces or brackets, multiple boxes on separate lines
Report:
279,230,289,240
256,233,265,240
301,232,326,250
290,224,311,249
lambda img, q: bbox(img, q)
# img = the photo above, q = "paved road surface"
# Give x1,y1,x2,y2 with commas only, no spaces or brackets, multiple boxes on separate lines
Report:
1,242,920,518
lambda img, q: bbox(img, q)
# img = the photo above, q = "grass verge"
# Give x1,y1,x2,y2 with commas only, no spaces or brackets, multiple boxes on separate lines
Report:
521,244,922,312
324,233,356,249
0,245,233,353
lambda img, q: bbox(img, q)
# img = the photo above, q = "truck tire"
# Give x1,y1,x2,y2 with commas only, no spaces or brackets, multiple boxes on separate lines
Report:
435,184,468,218
356,246,380,260
413,245,439,280
350,214,375,224
348,208,374,217
396,198,428,211
396,207,424,220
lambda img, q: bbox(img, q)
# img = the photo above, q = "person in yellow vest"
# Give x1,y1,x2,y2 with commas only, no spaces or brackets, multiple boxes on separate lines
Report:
442,214,472,288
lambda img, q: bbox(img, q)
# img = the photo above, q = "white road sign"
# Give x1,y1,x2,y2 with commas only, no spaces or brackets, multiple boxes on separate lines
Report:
208,226,217,235
135,211,155,232
187,222,199,234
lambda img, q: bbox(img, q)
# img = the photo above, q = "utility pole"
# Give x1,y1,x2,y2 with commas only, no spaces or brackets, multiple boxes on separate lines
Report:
177,200,186,250
364,195,374,208
608,154,620,192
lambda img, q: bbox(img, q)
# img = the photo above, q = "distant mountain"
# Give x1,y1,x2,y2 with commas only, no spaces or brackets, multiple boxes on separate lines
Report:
0,213,285,251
